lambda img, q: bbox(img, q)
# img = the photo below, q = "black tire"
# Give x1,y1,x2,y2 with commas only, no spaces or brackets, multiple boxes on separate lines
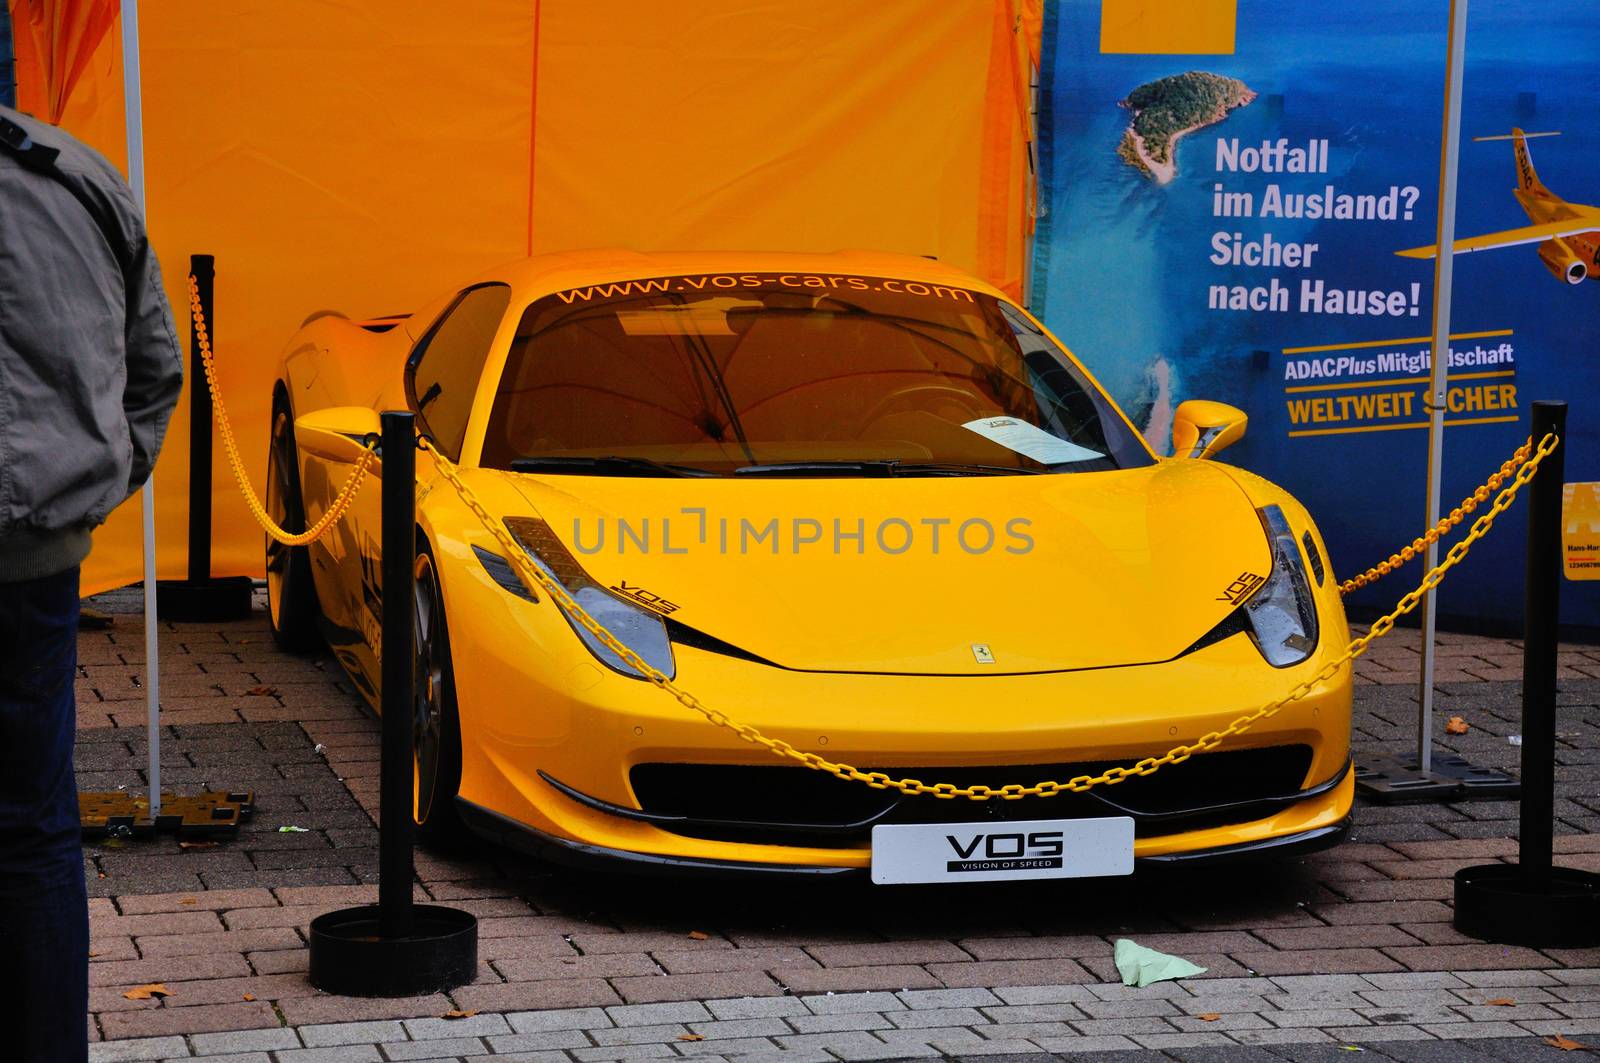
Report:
413,543,465,848
265,387,324,653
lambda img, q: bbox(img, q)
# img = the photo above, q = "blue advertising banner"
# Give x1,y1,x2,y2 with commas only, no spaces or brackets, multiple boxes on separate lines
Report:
0,6,13,109
1034,0,1600,631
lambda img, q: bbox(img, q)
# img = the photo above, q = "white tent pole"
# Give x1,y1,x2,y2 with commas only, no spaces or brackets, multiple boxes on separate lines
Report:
121,0,160,820
1416,0,1469,775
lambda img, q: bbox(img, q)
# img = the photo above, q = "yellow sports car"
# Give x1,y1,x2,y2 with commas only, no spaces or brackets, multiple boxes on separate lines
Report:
268,250,1352,881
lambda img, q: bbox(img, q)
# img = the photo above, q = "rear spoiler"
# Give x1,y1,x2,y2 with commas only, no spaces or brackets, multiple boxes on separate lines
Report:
299,309,411,334
356,314,410,334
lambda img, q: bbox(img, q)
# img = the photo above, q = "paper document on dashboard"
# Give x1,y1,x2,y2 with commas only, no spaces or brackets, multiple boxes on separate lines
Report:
962,417,1104,465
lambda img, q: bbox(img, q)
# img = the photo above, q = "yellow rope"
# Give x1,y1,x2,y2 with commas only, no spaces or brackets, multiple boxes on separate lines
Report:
187,274,374,547
421,430,1559,800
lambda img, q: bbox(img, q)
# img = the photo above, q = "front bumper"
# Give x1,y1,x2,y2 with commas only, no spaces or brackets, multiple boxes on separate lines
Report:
437,530,1354,873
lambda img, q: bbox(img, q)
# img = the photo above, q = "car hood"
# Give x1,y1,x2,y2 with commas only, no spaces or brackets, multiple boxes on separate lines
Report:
505,461,1270,675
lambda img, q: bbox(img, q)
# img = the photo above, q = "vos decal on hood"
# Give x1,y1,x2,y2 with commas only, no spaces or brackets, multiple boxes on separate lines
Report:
1216,571,1265,603
610,580,680,615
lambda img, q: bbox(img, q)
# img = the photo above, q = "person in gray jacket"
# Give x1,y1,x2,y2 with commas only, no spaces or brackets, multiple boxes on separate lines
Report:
0,103,183,1063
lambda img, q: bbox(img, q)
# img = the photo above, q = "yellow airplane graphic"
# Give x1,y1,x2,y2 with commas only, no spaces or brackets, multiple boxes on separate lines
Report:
1399,129,1597,285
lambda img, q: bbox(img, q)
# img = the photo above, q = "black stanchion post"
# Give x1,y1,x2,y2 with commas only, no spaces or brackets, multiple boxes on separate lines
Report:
1519,402,1563,892
1455,400,1599,946
155,253,253,621
378,410,417,940
188,254,216,587
308,411,476,996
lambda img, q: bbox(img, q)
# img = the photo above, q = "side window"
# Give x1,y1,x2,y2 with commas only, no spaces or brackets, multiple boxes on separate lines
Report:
407,284,512,460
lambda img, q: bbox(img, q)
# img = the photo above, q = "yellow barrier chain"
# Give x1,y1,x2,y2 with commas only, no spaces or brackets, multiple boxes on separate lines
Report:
1338,436,1533,595
421,431,1559,800
186,275,375,547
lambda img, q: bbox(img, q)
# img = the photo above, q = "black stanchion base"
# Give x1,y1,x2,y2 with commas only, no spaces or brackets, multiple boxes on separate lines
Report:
308,904,478,997
1354,752,1520,804
1454,863,1600,947
155,576,256,622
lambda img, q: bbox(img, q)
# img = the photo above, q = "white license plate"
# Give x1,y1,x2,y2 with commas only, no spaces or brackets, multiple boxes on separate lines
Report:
870,817,1135,884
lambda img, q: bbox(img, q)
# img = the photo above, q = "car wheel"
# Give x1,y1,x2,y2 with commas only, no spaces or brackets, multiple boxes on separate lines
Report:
413,544,465,847
265,388,323,653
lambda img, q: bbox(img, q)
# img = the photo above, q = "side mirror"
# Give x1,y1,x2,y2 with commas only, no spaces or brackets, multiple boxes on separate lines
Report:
1171,400,1247,460
295,406,381,464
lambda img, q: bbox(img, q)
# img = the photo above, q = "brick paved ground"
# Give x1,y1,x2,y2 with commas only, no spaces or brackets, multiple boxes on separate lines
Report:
74,588,1600,1060
78,980,1600,1062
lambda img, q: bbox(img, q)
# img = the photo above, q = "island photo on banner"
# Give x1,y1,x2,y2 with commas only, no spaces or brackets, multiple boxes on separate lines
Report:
1033,0,1600,630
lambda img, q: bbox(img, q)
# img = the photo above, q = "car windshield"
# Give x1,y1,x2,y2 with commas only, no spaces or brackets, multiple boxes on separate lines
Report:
479,272,1152,476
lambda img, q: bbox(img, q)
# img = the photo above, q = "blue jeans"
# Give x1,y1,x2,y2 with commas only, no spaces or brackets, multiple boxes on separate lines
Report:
0,567,88,1062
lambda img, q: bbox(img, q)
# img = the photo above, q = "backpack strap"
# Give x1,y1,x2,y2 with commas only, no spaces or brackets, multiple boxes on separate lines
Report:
0,112,63,174
0,112,133,276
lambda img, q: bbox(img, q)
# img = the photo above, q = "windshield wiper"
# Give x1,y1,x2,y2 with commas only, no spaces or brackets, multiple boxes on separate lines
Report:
893,462,1044,476
510,456,715,478
734,460,1040,477
734,460,898,477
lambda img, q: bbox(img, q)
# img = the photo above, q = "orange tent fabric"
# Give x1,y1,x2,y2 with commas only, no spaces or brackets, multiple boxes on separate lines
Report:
10,0,115,122
10,1,1039,595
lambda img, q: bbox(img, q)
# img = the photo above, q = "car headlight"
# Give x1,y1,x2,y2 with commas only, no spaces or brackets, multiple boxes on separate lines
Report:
1242,504,1320,667
499,517,676,681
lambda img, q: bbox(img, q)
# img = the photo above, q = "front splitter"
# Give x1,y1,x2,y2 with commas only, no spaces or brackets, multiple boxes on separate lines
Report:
455,799,1352,880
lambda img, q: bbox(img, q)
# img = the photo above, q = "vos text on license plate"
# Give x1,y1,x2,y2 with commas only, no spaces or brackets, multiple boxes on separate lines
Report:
870,817,1134,884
